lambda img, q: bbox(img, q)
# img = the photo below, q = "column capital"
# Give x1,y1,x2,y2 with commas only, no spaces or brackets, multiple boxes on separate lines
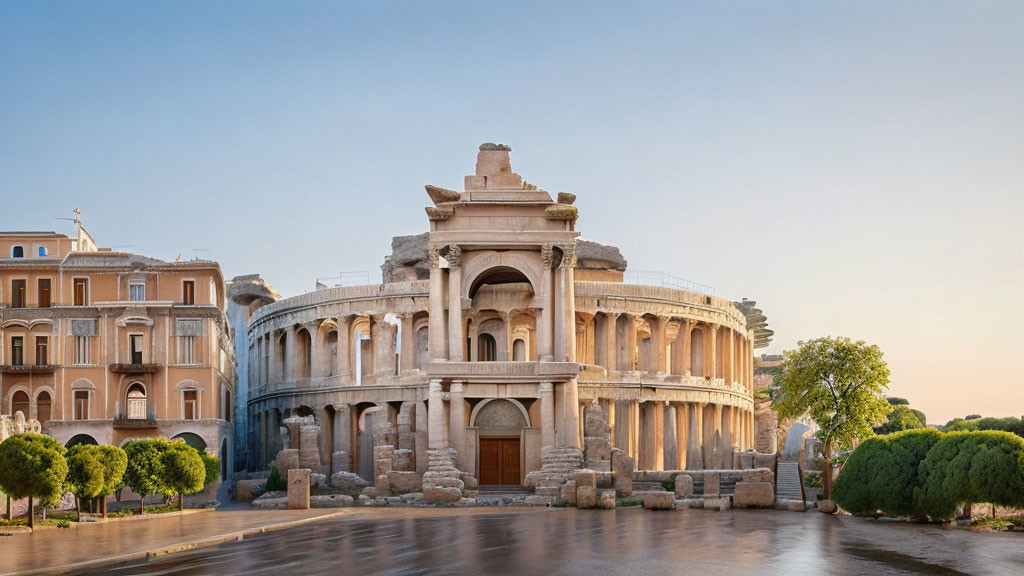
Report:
446,244,462,269
450,380,464,393
541,243,556,269
539,381,554,392
557,243,576,268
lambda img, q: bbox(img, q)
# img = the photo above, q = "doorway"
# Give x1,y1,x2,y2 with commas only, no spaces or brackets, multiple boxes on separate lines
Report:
478,437,520,485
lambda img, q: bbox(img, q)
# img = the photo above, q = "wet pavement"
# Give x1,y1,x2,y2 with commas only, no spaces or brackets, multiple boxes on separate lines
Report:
74,507,1024,576
0,508,345,576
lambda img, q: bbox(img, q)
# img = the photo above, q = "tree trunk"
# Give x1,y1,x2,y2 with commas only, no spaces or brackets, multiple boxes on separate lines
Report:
28,496,34,530
963,502,972,519
178,491,184,512
5,494,10,520
140,493,146,515
102,495,107,519
75,496,80,517
823,436,834,501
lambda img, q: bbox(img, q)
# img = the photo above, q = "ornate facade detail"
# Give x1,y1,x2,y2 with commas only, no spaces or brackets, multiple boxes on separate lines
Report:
541,243,556,269
446,244,462,270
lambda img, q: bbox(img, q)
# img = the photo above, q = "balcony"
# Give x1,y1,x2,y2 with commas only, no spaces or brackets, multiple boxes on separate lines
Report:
109,363,160,374
0,364,56,374
113,414,159,429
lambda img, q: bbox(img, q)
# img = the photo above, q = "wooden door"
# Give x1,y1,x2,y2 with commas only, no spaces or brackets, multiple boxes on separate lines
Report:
479,437,521,485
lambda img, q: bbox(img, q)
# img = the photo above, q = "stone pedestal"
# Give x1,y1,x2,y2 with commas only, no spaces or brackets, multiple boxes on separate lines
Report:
611,448,634,496
287,469,311,510
299,426,322,469
276,449,300,477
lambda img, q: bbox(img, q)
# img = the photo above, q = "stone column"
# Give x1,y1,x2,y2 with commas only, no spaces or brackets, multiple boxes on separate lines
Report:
702,403,715,469
400,313,416,373
726,328,736,384
561,379,581,449
449,381,466,468
539,244,555,361
333,404,352,473
553,256,567,363
707,325,718,379
653,316,668,374
308,322,325,378
539,381,555,449
604,312,618,372
625,314,638,371
663,403,678,470
333,316,350,381
428,248,447,361
681,320,693,376
446,245,463,362
687,403,702,470
676,403,688,469
427,379,446,450
563,244,577,363
631,400,641,460
284,326,296,381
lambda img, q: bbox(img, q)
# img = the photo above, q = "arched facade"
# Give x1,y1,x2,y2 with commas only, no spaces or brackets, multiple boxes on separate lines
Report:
243,144,765,482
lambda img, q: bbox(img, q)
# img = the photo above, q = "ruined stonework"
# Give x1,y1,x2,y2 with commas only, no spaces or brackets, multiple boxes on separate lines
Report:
524,446,585,505
421,449,470,504
583,400,612,472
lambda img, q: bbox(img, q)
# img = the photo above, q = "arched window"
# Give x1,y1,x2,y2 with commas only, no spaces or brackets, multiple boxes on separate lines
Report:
11,246,24,258
326,331,338,376
126,382,147,419
173,432,207,452
478,334,497,362
36,391,51,423
690,329,704,377
513,338,526,361
11,390,30,416
415,326,429,369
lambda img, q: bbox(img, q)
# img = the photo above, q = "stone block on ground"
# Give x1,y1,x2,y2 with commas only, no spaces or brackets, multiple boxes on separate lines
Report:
574,469,597,489
597,490,616,509
733,482,775,508
739,451,756,469
818,499,838,514
393,449,414,472
276,449,300,477
673,474,693,498
562,480,578,506
310,473,327,488
330,471,371,495
423,486,462,503
287,469,311,510
703,497,731,511
612,448,634,496
236,479,266,502
576,485,598,509
704,472,721,496
754,453,777,470
741,468,774,484
310,494,354,508
641,492,675,510
387,471,422,494
584,436,612,461
375,474,392,492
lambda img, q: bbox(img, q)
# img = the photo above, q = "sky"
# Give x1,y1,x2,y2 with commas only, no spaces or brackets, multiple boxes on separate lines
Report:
2,1,1022,425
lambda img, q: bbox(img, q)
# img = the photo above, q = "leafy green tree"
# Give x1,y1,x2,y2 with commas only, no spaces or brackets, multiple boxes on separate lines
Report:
833,428,942,518
975,417,1024,438
916,431,1024,521
160,442,206,511
876,405,926,434
772,337,892,500
0,434,69,528
65,445,105,515
199,451,220,485
886,397,909,406
123,438,169,514
94,445,127,518
944,418,978,432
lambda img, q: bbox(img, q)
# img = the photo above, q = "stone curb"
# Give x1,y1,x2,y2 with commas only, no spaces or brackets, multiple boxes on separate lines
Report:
4,510,350,576
0,507,216,536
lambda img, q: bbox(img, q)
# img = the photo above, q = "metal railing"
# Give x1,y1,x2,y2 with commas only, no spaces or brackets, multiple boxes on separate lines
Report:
623,270,715,296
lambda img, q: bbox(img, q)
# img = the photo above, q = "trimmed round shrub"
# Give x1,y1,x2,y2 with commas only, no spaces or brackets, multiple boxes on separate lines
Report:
916,431,1024,521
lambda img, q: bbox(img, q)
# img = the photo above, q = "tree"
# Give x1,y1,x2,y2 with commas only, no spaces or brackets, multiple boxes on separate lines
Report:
876,405,926,435
833,428,942,518
123,438,169,515
94,445,127,518
886,397,909,406
199,451,220,486
772,337,892,500
65,445,105,515
0,434,68,528
916,431,1024,521
160,442,206,511
944,418,978,432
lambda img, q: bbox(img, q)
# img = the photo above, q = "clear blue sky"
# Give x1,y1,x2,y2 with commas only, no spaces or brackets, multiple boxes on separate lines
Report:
2,1,1022,424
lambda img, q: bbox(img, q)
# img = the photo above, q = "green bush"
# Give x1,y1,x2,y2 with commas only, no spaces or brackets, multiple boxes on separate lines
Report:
832,428,942,518
803,472,823,488
266,466,286,492
200,451,220,485
660,480,675,492
916,431,1024,521
160,441,206,511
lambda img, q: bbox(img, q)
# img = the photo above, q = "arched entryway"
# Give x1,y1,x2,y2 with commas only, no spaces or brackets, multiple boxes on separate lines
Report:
66,434,98,448
471,399,530,486
173,432,208,452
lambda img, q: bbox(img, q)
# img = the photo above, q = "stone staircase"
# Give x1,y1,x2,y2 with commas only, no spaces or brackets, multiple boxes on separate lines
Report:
422,448,468,503
523,446,584,505
775,461,804,501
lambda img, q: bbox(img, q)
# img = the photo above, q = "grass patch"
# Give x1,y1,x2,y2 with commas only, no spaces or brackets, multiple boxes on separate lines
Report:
616,498,641,507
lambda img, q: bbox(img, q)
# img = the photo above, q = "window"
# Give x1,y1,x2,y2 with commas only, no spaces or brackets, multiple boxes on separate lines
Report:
74,278,89,306
36,392,51,423
38,279,51,307
183,390,198,420
11,337,24,366
74,336,90,365
129,334,143,364
74,390,89,420
12,246,23,258
38,246,47,257
129,281,146,302
180,336,195,363
11,279,26,308
478,333,497,362
126,383,147,419
182,281,195,305
35,336,48,365
513,338,526,361
12,391,29,416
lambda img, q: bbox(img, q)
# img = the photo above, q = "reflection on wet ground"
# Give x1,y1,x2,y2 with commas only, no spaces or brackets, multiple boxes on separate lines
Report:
83,507,1024,576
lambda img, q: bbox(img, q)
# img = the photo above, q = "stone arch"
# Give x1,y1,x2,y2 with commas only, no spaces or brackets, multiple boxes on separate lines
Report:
34,388,54,423
66,433,98,448
295,326,312,379
173,432,208,452
512,338,526,361
11,389,30,417
125,381,148,419
474,316,506,361
461,251,543,300
414,325,429,369
691,327,704,377
470,398,531,428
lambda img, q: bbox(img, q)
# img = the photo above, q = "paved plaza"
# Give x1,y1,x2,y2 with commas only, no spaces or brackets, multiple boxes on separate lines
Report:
22,507,1022,576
